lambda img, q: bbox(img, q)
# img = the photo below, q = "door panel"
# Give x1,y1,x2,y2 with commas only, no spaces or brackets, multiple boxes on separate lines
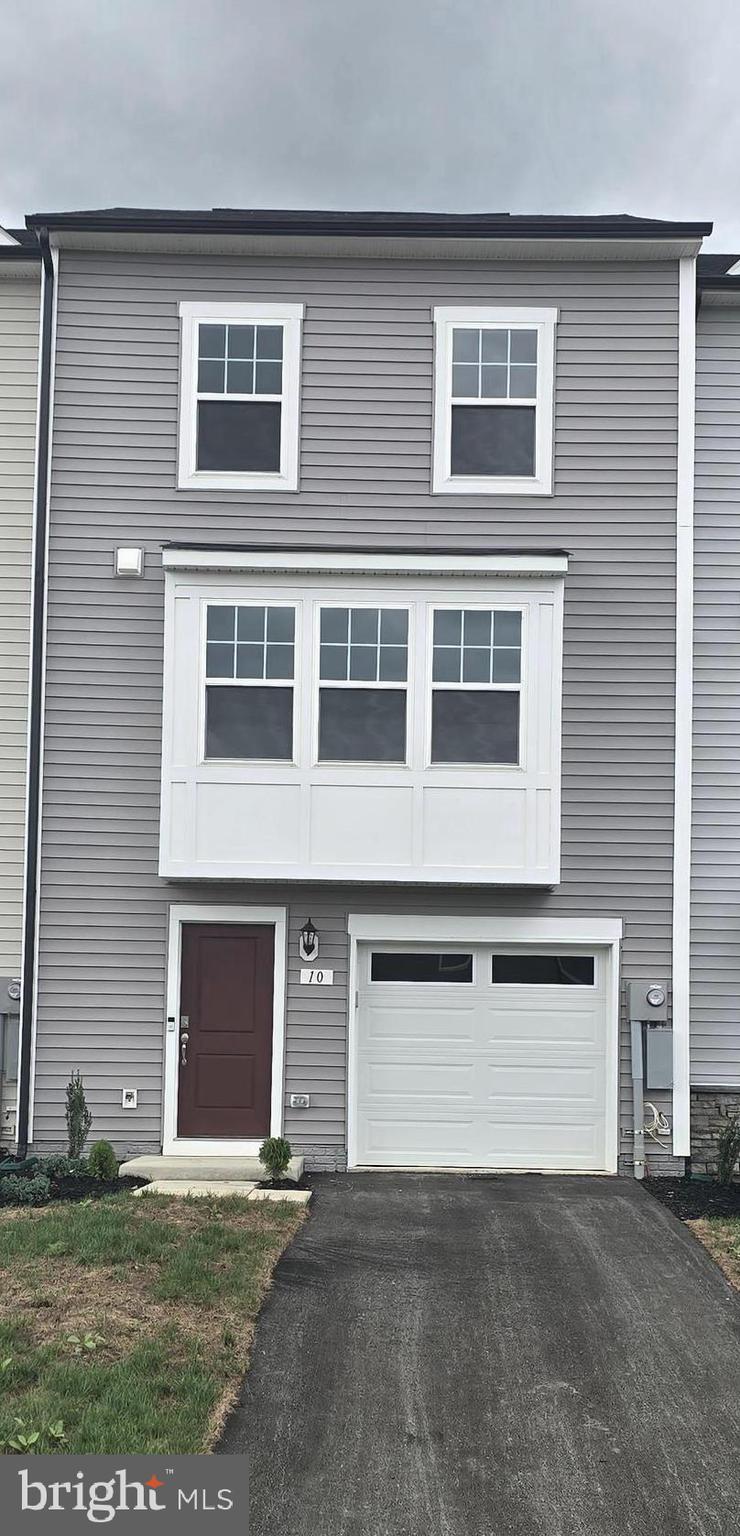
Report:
178,924,274,1138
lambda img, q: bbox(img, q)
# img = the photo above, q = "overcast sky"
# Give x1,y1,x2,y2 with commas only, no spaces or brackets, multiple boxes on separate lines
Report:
2,0,739,249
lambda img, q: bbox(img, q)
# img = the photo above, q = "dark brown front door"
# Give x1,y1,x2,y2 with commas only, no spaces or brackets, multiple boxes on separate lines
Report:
177,924,274,1138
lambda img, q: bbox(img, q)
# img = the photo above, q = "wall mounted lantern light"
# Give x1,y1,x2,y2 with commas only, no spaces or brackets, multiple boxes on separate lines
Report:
299,917,319,963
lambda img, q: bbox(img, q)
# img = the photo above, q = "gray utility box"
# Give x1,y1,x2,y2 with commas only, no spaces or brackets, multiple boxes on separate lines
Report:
644,1026,673,1091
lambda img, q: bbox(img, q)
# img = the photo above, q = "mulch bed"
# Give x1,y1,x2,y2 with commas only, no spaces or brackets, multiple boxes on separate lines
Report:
645,1176,740,1221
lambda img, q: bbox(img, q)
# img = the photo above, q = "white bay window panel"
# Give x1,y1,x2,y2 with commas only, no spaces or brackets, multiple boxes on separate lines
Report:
160,561,565,884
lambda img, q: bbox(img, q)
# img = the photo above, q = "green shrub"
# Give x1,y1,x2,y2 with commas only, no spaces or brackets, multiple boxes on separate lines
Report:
65,1071,92,1159
87,1141,118,1182
0,1175,51,1207
258,1136,292,1182
716,1116,740,1185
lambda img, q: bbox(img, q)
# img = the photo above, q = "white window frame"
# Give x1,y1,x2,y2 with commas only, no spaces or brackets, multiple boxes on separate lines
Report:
432,306,557,496
314,600,412,767
178,300,304,492
426,602,525,769
200,598,298,765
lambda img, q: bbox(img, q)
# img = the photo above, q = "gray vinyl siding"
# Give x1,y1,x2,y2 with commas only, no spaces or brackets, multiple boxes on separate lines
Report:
0,274,38,978
692,301,740,1088
34,251,679,1164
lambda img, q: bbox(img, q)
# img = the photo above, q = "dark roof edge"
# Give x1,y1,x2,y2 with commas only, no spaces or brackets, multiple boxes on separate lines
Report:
0,244,41,263
25,209,713,240
697,275,740,292
161,541,572,556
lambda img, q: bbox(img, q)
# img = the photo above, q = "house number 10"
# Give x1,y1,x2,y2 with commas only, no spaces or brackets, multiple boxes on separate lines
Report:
299,968,334,986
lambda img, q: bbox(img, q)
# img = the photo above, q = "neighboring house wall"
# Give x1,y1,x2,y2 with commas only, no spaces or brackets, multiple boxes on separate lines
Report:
0,271,39,1141
692,295,740,1168
33,250,681,1166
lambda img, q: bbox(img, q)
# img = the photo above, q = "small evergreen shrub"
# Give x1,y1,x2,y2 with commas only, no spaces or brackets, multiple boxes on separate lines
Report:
716,1116,740,1186
87,1141,118,1182
0,1174,51,1207
65,1071,92,1159
258,1137,292,1182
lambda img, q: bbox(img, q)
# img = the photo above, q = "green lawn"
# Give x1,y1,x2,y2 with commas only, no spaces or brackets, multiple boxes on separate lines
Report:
0,1193,305,1454
688,1214,740,1290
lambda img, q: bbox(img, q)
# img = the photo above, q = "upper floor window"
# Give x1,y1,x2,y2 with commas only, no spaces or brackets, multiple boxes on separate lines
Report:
178,302,303,492
432,306,557,496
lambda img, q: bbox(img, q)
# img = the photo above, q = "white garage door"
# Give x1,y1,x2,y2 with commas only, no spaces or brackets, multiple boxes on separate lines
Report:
353,944,612,1171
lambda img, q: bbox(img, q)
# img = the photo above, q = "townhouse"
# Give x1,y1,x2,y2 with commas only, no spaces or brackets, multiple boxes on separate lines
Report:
0,226,40,1145
4,207,726,1175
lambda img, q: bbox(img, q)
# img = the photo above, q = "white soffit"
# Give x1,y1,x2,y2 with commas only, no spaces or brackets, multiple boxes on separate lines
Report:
162,549,569,579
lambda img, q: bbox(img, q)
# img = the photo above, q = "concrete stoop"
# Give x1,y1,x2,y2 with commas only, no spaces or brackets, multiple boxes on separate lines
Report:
120,1154,309,1204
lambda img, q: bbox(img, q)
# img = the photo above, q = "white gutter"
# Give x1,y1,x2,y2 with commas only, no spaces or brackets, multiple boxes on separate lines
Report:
162,549,569,578
672,255,696,1157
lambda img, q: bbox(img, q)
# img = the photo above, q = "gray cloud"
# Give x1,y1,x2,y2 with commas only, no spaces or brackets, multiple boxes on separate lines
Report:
1,0,738,247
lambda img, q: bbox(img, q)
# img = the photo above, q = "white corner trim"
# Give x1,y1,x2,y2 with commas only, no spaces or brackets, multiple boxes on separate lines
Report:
176,301,303,492
347,914,623,943
162,549,569,578
672,255,696,1158
432,306,557,496
163,904,287,1156
19,244,59,1149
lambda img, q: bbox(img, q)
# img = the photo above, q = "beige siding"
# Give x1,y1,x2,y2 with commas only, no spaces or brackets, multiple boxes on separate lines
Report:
34,252,679,1166
0,275,38,977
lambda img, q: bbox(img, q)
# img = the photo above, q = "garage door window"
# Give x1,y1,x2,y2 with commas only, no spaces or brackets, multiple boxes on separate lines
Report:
491,954,595,985
431,608,521,764
371,952,473,983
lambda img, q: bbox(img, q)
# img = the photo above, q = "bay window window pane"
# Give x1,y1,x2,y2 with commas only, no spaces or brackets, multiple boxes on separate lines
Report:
493,611,522,646
319,689,406,762
265,643,294,679
320,644,348,680
379,645,407,681
463,611,491,646
462,647,491,683
235,642,263,679
350,608,378,643
432,645,461,683
450,404,536,478
320,608,349,643
206,642,234,679
492,648,521,684
266,607,295,643
433,610,462,645
349,644,377,681
207,606,235,641
380,610,408,645
236,606,264,641
431,690,519,764
206,686,293,760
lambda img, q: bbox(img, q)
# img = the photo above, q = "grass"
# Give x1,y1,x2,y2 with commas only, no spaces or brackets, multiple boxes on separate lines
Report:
0,1192,305,1454
687,1214,740,1291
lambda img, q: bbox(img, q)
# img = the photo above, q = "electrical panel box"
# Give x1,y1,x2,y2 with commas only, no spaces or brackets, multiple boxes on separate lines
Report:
645,1026,673,1090
627,980,668,1022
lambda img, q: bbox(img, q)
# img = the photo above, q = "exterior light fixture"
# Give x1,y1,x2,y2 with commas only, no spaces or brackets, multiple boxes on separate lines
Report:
299,917,319,963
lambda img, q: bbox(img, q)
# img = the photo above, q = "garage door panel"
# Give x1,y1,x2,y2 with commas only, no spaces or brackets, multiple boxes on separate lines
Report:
364,1060,475,1100
361,1002,476,1047
363,1117,476,1161
481,1006,603,1048
483,1063,602,1102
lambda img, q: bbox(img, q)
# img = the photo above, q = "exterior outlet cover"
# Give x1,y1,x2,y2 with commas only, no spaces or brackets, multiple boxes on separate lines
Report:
290,1092,310,1109
121,1088,138,1109
627,980,668,1022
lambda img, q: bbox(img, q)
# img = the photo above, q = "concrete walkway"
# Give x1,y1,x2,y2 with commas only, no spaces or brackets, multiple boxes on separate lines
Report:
219,1173,740,1536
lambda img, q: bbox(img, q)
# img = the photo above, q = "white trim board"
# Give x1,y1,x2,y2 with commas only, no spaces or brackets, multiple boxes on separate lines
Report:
163,904,286,1156
346,913,621,1175
672,255,696,1158
162,549,570,578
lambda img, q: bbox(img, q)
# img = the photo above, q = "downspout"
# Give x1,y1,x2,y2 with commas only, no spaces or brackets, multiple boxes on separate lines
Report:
16,228,55,1158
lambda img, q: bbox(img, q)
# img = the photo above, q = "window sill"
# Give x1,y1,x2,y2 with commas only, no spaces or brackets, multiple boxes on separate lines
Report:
432,472,553,496
177,469,299,492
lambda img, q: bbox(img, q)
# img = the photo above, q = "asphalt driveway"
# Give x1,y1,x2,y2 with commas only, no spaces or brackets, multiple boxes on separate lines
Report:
219,1174,740,1536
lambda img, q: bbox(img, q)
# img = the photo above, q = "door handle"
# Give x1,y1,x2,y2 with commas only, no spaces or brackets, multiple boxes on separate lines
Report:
180,1015,190,1068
